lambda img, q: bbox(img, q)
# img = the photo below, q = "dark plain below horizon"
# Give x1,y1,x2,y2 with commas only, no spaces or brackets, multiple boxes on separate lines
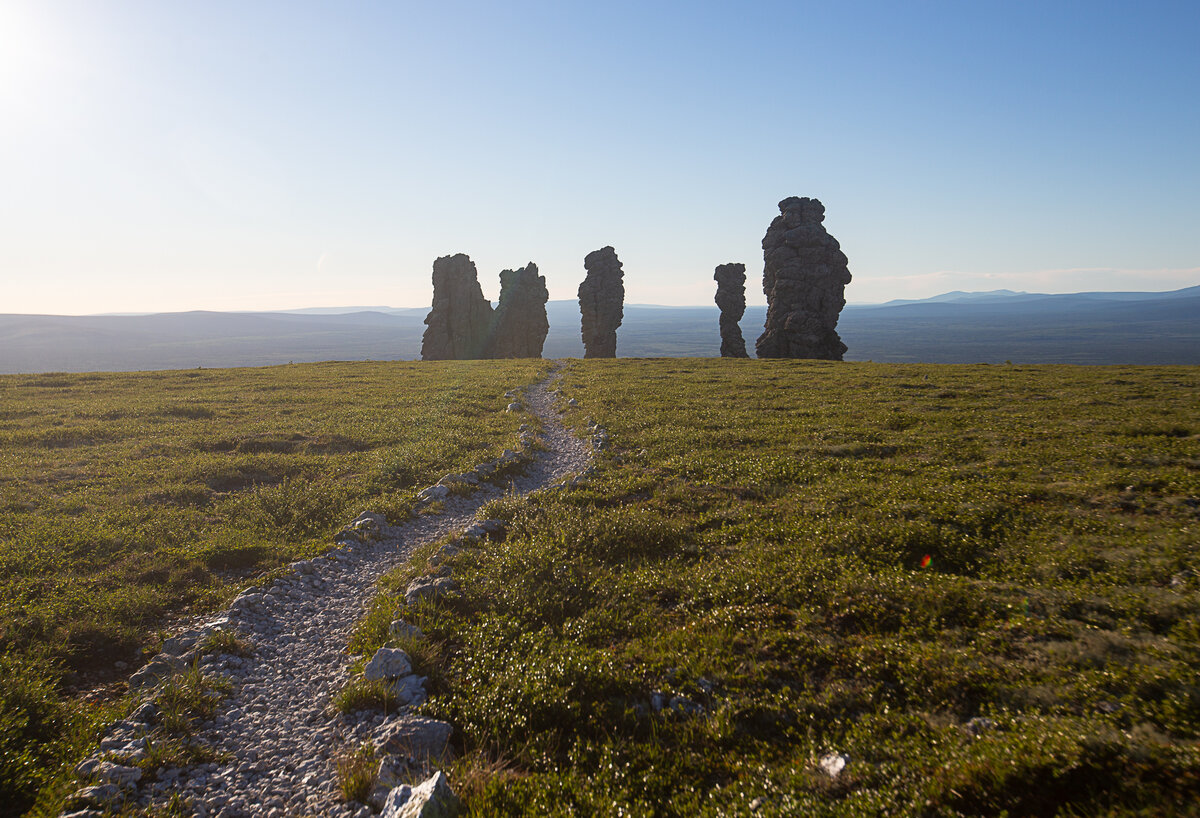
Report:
1,286,1198,373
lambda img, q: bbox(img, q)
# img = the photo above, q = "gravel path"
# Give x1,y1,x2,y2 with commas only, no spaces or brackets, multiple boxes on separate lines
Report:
133,366,588,817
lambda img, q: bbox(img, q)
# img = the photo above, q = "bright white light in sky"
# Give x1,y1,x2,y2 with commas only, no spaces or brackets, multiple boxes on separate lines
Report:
0,2,53,107
1,1,1197,315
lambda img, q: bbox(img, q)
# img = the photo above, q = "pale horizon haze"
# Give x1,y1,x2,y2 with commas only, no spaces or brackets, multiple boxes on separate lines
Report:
2,0,1198,315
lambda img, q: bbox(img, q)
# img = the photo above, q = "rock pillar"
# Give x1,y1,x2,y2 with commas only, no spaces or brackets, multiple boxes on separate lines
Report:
490,262,549,359
755,197,851,360
420,254,494,361
578,247,625,359
714,263,749,358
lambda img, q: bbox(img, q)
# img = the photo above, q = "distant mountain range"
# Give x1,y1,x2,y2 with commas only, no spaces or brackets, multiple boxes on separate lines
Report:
2,286,1197,373
865,286,1200,307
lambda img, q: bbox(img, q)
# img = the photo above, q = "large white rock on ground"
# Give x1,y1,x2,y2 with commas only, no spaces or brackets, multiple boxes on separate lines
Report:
417,485,451,503
373,715,453,763
363,647,413,681
819,752,848,778
380,770,460,818
93,761,142,787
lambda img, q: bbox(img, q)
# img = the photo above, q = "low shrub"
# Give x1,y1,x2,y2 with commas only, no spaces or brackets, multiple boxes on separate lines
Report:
0,654,84,817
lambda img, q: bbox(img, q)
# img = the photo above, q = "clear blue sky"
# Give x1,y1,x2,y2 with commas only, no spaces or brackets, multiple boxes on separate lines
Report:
2,0,1197,313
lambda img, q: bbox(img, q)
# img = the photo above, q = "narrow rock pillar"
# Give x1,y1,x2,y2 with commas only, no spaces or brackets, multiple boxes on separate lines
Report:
714,263,749,358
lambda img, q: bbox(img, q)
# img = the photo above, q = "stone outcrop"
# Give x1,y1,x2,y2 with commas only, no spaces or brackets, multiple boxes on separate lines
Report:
420,255,552,360
420,254,494,361
713,263,749,358
755,197,851,360
380,770,461,818
578,247,625,358
373,715,454,763
489,263,549,358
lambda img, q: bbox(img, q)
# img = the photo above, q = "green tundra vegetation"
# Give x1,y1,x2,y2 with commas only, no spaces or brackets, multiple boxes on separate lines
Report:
3,359,1198,817
0,360,544,816
355,359,1200,816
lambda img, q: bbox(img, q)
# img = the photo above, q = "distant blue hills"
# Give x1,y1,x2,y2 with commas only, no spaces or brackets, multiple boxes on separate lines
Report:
865,285,1200,308
2,286,1197,373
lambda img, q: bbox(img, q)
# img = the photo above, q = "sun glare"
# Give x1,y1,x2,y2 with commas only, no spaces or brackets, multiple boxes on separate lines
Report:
0,2,60,108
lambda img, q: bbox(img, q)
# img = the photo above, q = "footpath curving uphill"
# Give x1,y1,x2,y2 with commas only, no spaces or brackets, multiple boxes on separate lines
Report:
62,367,590,818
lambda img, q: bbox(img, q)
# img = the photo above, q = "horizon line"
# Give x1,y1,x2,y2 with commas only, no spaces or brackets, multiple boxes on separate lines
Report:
1,282,1196,319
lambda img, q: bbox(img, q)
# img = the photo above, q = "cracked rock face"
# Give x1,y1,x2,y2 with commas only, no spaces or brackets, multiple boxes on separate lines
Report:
755,197,851,360
490,262,550,359
578,246,625,359
714,263,749,358
420,254,495,361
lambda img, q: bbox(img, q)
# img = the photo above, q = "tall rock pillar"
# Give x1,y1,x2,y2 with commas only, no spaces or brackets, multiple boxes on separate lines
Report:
714,262,749,358
490,262,550,358
420,254,495,360
578,246,625,359
755,197,851,360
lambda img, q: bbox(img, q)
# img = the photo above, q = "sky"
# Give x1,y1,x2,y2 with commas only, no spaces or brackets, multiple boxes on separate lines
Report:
1,0,1198,314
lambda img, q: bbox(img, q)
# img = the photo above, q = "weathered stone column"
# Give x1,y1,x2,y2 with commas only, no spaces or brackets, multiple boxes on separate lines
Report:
714,263,749,358
420,254,494,361
578,247,625,359
756,197,851,360
490,262,549,359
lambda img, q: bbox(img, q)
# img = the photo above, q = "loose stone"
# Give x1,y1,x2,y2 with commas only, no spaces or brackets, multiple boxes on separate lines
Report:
388,620,426,641
373,716,455,763
363,648,413,682
379,770,461,818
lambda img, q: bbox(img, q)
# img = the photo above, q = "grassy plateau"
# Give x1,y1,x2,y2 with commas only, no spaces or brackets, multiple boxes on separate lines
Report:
0,360,545,816
352,359,1199,816
2,358,1198,816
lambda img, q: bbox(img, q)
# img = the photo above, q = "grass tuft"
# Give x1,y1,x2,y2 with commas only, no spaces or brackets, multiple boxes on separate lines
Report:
332,677,396,715
198,629,253,658
156,663,231,737
334,742,377,803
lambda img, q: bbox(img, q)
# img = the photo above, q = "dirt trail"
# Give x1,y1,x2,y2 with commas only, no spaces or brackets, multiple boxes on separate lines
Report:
134,366,587,817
